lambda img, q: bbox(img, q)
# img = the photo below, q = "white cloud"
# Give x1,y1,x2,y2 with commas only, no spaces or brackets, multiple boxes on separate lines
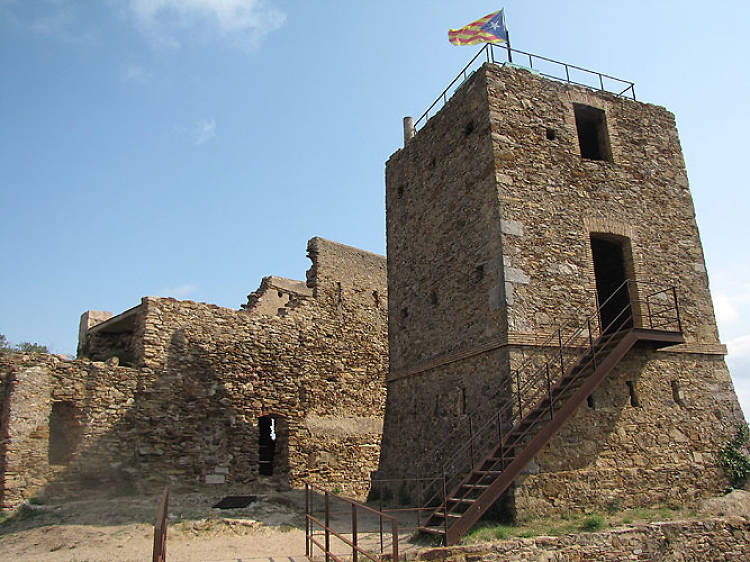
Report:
192,118,216,145
727,334,750,363
715,288,750,331
128,0,285,49
726,334,750,421
159,284,198,299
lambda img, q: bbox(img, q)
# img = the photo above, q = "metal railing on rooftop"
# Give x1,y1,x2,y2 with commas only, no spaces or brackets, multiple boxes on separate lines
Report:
414,43,636,131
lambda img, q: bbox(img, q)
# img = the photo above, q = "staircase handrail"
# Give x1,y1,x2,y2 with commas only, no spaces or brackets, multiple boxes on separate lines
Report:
431,299,638,508
419,280,680,484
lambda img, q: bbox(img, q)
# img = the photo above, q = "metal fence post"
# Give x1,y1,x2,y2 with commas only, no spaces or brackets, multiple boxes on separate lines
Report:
305,483,310,558
392,518,399,562
516,370,523,419
558,328,565,379
546,363,553,420
352,503,358,562
672,287,682,332
469,416,475,466
379,494,384,555
442,470,449,541
324,490,330,562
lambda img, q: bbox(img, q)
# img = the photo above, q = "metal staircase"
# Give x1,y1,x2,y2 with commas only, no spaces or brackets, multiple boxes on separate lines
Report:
418,281,684,545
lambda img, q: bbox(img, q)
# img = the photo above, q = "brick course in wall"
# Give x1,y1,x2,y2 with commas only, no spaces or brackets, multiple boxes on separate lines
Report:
0,237,387,509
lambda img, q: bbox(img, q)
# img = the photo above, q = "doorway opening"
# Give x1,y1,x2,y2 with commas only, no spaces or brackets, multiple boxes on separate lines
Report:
590,234,633,333
258,415,276,476
257,415,288,477
48,401,83,465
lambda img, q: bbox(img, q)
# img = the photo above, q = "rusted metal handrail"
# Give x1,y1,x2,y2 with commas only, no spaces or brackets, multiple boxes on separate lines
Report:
414,43,636,131
306,483,399,562
152,486,169,562
418,280,681,514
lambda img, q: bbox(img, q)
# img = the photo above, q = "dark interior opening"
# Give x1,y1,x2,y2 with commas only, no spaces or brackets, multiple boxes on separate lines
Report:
591,235,633,333
49,401,82,465
258,415,276,476
574,104,612,161
626,381,641,407
212,495,257,509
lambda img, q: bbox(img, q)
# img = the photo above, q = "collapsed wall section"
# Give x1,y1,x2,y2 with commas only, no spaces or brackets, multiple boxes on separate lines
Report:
0,353,143,508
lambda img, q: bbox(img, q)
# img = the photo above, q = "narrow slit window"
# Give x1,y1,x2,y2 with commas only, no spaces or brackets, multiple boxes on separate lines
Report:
671,380,686,407
587,395,595,409
574,104,612,162
258,415,277,476
626,381,641,408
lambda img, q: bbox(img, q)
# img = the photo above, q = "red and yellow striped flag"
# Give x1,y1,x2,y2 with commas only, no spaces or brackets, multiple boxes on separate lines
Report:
448,9,508,46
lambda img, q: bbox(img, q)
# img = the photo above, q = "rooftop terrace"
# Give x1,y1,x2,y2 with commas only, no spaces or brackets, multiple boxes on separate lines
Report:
414,43,636,132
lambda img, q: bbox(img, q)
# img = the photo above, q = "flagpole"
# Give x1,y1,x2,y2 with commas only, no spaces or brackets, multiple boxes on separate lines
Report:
503,12,513,63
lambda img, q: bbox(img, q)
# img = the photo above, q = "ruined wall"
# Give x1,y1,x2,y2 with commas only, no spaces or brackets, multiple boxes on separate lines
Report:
1,237,388,509
78,307,144,366
416,516,750,562
0,352,143,508
379,63,746,516
242,276,313,317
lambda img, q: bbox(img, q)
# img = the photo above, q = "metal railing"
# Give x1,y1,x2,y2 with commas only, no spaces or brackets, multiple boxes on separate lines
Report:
152,486,169,562
414,43,636,131
306,483,399,562
416,280,681,515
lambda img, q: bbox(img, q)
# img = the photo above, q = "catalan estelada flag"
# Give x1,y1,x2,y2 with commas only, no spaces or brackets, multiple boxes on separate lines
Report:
448,9,508,46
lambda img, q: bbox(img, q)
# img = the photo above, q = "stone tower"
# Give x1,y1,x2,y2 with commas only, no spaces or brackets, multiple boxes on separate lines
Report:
377,63,746,532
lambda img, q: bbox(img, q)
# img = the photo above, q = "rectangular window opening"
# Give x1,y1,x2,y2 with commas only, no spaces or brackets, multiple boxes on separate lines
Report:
574,104,612,162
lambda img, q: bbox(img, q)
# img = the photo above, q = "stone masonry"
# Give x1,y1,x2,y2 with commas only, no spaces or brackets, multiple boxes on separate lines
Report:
377,63,747,519
0,237,387,509
415,515,750,561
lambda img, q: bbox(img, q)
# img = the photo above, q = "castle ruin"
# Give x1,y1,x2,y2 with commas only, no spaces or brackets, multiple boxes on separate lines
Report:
0,53,747,554
0,237,387,508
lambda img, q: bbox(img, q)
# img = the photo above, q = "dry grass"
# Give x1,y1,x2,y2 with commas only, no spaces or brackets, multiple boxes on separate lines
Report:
462,504,698,544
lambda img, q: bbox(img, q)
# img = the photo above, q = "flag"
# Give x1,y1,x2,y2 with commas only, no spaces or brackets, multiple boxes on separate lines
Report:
448,9,508,46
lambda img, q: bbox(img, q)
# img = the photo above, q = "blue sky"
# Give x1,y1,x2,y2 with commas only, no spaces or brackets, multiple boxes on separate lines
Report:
1,1,748,416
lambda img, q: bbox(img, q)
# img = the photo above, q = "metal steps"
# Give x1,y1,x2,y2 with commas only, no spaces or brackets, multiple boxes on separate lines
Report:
416,281,684,545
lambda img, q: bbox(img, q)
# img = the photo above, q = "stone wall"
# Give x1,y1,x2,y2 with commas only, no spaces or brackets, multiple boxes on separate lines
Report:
416,516,750,561
0,352,143,508
0,237,388,509
378,63,746,518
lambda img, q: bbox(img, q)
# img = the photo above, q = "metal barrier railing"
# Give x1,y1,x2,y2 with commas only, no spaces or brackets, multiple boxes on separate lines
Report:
414,43,636,131
413,280,681,513
152,486,169,562
306,483,399,562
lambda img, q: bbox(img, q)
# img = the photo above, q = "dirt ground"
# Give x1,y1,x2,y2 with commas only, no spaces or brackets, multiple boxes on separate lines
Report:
1,485,748,562
0,483,419,562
